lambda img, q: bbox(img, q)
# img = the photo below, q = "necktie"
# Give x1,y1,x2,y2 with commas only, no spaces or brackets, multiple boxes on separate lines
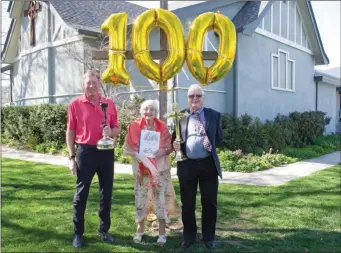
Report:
193,112,212,152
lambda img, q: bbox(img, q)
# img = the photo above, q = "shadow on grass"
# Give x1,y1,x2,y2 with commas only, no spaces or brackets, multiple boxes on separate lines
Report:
3,217,340,252
2,183,73,191
2,219,71,243
214,229,341,252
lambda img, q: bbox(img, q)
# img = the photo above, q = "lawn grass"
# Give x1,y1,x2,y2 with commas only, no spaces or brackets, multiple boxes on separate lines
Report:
1,158,340,252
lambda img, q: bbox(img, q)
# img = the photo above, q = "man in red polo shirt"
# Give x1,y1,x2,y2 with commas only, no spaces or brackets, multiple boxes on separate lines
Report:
66,70,120,248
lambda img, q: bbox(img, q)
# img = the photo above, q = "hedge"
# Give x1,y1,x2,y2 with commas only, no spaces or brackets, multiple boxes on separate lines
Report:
220,111,330,154
1,102,331,154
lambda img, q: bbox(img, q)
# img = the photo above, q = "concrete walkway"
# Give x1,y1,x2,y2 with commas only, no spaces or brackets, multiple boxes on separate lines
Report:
2,146,340,186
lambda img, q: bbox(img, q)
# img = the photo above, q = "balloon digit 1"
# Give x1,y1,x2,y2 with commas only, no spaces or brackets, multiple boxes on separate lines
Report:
101,13,130,86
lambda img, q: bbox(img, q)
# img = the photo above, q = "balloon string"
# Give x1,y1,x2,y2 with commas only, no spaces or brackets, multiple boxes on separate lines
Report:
187,48,233,64
109,48,232,64
132,49,150,56
133,48,184,57
109,49,126,58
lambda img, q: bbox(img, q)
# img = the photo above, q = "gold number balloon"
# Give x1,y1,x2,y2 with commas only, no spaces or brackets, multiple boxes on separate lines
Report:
101,13,130,86
186,12,236,85
132,9,185,89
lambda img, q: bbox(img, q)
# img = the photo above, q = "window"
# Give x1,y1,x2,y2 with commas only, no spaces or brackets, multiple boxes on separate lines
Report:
51,13,55,35
288,1,295,41
280,1,288,38
295,9,302,44
271,49,295,91
272,2,280,35
259,1,310,50
18,35,21,55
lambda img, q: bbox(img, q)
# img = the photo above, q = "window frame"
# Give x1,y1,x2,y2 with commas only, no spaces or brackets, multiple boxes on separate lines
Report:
271,48,295,92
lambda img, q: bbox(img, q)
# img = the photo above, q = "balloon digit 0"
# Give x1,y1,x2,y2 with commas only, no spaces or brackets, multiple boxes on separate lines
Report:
186,12,236,85
132,9,185,89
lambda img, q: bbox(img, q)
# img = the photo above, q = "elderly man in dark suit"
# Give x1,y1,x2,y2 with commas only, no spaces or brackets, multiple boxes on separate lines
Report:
173,84,222,249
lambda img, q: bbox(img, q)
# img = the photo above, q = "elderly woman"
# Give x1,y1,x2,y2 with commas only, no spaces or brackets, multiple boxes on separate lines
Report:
124,99,178,245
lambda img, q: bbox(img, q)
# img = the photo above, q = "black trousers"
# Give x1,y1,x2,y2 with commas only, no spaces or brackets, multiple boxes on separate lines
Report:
73,144,114,235
177,156,219,242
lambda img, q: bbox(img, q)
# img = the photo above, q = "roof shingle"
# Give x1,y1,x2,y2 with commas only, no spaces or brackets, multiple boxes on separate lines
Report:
49,0,147,33
232,1,261,31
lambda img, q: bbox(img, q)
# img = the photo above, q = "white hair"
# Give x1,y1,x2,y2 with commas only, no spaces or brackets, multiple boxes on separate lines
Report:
188,84,205,96
83,69,100,81
140,99,159,117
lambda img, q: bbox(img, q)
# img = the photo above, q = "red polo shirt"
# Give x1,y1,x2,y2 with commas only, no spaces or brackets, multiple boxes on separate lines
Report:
67,95,119,145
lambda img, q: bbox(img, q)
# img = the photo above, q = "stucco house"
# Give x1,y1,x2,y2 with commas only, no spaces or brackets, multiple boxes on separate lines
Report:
1,0,340,133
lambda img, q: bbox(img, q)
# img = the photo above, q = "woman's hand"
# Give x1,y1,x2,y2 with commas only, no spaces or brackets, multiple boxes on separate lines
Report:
136,173,143,185
135,152,142,163
154,148,168,158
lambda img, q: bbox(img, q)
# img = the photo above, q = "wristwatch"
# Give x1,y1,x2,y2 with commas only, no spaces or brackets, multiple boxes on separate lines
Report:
69,155,75,160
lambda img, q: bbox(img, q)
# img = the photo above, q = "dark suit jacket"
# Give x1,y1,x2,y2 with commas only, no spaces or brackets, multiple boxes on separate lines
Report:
172,107,223,178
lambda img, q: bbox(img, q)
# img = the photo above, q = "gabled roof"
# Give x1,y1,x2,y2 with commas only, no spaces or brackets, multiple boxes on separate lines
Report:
1,19,15,59
232,1,261,31
304,1,329,65
49,0,147,33
172,0,265,32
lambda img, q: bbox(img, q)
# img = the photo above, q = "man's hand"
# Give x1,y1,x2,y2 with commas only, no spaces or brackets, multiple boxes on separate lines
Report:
69,159,77,175
173,141,181,152
102,126,111,137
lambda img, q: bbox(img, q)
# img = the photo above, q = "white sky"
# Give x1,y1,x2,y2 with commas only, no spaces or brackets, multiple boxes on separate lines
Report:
1,1,340,69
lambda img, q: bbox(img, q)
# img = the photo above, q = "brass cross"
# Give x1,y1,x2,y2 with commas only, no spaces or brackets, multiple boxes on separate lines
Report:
164,103,189,161
24,1,41,46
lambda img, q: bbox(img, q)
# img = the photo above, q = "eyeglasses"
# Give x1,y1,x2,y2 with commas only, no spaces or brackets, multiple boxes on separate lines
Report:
188,94,203,99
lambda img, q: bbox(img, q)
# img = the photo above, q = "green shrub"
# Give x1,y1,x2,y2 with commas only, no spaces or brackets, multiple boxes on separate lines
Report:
220,111,330,153
33,141,61,154
116,96,144,146
61,144,69,157
219,149,298,172
281,147,319,160
281,134,340,160
312,134,341,150
2,106,32,143
29,104,67,145
114,146,132,164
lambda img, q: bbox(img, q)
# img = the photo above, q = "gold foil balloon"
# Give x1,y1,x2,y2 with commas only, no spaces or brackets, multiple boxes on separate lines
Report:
101,13,130,86
186,12,236,85
132,9,185,89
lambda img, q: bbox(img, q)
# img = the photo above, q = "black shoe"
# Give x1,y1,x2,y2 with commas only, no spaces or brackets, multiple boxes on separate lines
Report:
72,234,84,248
99,231,114,244
204,240,215,249
181,240,194,248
